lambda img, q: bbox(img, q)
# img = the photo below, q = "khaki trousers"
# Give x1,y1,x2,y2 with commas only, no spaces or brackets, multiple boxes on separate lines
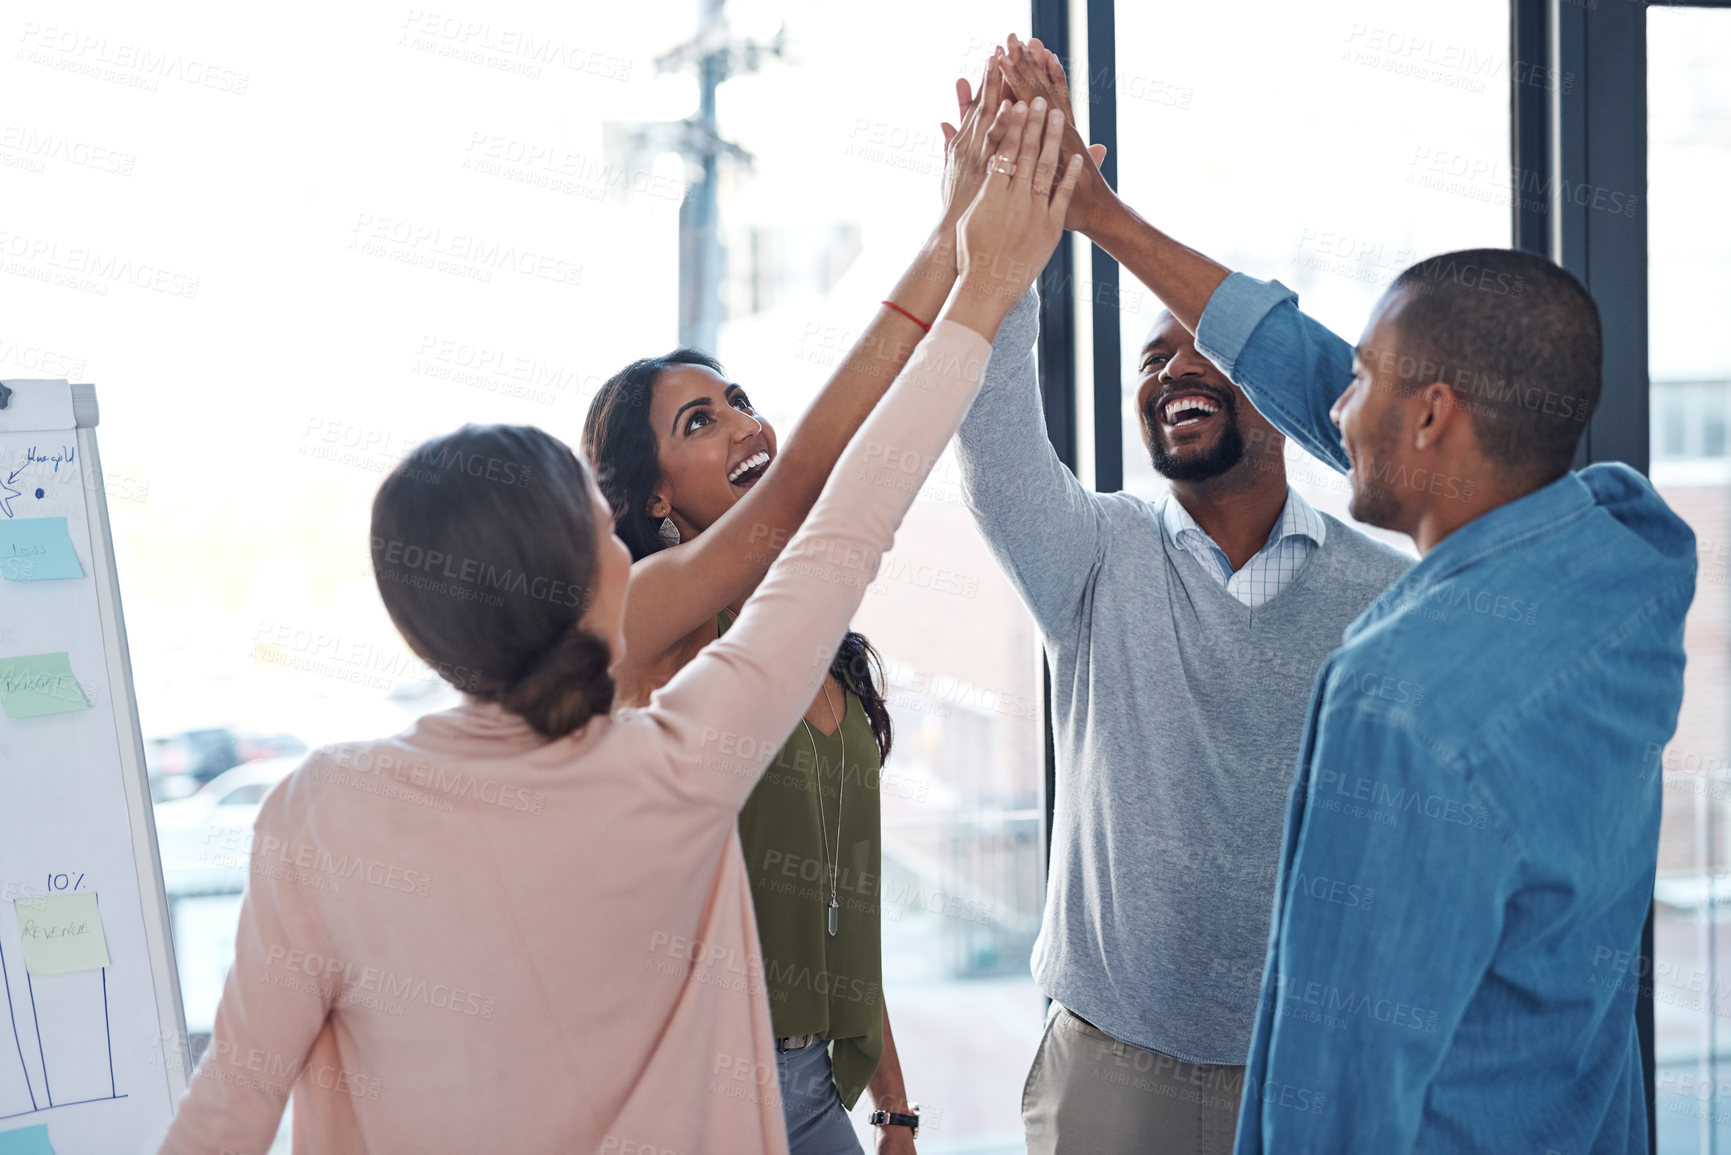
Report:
1022,1004,1244,1155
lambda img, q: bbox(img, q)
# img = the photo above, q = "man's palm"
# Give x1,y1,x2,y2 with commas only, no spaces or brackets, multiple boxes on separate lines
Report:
996,35,1109,232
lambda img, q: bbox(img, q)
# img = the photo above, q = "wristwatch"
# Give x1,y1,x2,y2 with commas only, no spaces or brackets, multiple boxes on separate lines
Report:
868,1102,920,1137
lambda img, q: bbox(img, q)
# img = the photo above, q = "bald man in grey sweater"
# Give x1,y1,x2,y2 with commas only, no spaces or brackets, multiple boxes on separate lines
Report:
955,287,1411,1154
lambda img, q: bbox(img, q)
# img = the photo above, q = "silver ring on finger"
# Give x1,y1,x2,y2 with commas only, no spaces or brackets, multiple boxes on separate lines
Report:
993,155,1017,176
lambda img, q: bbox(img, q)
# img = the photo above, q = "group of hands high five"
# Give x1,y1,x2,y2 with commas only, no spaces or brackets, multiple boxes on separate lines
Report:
930,34,1111,336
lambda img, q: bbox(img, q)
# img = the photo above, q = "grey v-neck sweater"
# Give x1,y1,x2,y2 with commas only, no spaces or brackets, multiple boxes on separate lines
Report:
956,289,1412,1064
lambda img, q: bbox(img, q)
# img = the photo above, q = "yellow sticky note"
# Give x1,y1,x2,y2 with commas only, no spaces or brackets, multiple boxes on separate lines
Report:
16,893,110,976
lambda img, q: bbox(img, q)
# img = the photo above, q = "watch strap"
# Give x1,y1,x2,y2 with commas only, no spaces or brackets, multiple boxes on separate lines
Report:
868,1107,920,1135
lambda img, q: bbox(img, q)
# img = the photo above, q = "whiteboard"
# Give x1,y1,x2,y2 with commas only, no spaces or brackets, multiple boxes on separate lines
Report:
0,380,188,1152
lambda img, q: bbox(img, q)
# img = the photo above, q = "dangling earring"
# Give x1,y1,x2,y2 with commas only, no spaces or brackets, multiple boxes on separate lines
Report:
658,517,681,547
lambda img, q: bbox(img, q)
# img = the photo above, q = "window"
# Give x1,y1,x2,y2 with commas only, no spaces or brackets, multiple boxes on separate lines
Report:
1647,9,1731,1150
1654,381,1731,464
1110,0,1509,552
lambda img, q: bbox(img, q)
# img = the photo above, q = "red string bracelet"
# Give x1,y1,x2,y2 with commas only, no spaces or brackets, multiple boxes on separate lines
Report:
881,300,932,332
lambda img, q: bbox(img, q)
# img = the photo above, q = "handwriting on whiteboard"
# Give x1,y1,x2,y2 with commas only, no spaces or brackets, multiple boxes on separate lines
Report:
2,445,76,517
24,444,75,473
7,444,74,483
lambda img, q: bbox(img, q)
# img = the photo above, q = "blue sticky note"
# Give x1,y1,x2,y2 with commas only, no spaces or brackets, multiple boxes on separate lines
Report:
0,1123,55,1155
0,517,83,582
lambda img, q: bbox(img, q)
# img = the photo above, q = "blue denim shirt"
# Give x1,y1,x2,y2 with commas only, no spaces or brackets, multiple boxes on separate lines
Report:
1196,273,1697,1153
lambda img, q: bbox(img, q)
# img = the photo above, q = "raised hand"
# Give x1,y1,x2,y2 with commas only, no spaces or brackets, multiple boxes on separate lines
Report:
940,97,1083,340
937,54,1006,244
995,33,1110,233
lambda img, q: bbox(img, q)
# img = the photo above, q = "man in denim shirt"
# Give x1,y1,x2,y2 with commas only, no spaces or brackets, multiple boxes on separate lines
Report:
1090,203,1691,1155
993,32,1697,1155
1198,252,1696,1154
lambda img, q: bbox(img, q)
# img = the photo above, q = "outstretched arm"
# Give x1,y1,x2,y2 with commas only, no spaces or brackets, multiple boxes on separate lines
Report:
954,283,1106,636
992,34,1227,331
643,102,1084,813
1193,276,1354,474
995,36,1356,472
621,65,1007,669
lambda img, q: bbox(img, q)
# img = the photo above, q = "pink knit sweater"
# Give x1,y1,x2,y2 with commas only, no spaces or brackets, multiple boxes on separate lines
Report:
157,320,991,1155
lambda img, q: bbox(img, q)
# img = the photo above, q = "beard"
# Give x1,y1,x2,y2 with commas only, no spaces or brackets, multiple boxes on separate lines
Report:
1347,460,1405,529
1346,409,1407,529
1147,391,1246,483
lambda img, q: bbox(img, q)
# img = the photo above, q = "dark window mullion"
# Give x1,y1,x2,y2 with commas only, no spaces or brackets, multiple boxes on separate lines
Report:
1086,0,1121,494
1031,0,1074,875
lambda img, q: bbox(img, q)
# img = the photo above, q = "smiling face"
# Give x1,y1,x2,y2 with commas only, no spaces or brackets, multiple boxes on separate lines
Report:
1136,313,1279,485
1333,288,1421,531
644,364,778,539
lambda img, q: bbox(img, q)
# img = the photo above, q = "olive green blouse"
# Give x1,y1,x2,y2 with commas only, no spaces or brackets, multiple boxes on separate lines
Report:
720,611,883,1108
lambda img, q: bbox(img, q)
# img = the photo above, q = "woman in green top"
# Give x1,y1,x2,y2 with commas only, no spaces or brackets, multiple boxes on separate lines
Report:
720,607,893,1145
578,56,1008,1155
582,338,908,1155
583,363,906,1155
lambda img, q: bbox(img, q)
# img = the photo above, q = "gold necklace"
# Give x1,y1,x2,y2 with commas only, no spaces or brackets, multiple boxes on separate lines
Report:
798,681,846,937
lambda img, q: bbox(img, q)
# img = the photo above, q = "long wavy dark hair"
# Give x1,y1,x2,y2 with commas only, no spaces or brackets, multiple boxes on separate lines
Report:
582,350,893,761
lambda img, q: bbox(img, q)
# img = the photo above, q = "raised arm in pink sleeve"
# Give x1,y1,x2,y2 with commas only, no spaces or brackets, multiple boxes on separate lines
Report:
642,320,992,808
158,783,337,1155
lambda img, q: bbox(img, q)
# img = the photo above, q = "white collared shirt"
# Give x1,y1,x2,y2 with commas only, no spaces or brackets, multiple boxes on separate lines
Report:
1160,486,1327,608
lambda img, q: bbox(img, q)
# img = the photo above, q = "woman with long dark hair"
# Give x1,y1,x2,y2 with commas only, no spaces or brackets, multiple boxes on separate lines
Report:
157,86,1079,1155
581,65,1007,1154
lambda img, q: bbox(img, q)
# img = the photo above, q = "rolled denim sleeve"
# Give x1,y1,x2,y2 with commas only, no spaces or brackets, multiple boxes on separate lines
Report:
1195,273,1356,475
1234,705,1519,1153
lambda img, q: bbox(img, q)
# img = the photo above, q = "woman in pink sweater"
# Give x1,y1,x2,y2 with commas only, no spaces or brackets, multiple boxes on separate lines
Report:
575,60,1011,1155
157,100,1079,1155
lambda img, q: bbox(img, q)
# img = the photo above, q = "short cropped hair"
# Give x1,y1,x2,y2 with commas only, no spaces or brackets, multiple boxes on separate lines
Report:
1383,248,1600,481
